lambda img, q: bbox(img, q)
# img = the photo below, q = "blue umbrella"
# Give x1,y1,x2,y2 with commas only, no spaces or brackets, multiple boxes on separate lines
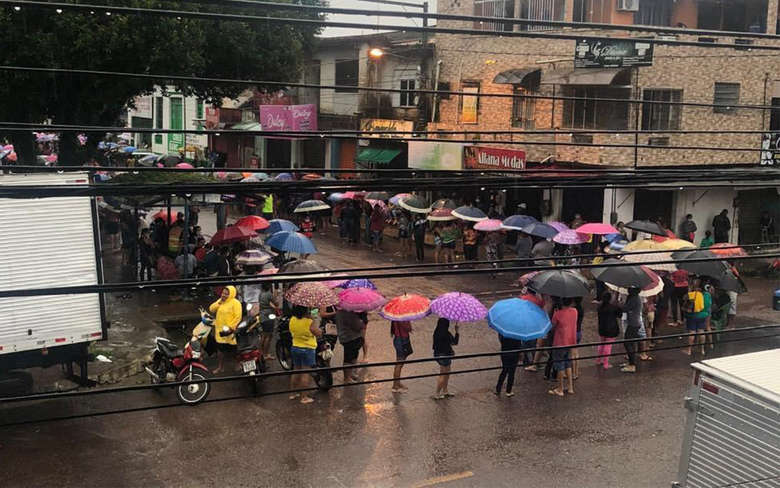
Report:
264,219,299,234
521,222,559,239
328,193,345,202
502,214,538,231
138,154,158,165
275,172,294,181
605,233,625,243
488,298,551,341
123,146,137,153
342,278,377,290
266,231,317,254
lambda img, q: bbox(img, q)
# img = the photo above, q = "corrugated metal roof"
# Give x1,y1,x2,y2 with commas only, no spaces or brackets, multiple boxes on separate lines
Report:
694,349,780,403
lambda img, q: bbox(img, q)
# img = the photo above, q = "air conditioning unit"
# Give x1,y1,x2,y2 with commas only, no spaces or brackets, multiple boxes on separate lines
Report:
617,0,639,12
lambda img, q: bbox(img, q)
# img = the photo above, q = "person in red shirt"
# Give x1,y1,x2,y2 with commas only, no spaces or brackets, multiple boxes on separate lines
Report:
670,269,689,326
549,297,578,397
369,204,387,253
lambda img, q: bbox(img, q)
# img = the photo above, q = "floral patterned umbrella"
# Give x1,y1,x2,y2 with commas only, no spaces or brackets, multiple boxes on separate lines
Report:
284,282,339,308
430,292,487,322
343,278,378,290
379,293,431,321
553,229,589,245
338,287,387,312
235,249,273,266
548,221,569,233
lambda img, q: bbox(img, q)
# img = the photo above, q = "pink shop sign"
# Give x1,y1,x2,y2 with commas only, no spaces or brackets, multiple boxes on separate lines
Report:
259,104,318,135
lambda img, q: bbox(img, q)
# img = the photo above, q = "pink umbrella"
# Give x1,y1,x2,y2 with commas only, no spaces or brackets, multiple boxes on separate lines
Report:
575,222,619,235
259,267,279,275
548,221,569,233
176,162,194,169
474,219,503,232
324,279,349,288
366,199,386,208
45,154,58,163
553,229,589,245
338,287,387,312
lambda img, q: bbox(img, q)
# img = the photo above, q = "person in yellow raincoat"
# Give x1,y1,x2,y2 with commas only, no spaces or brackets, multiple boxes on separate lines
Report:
209,285,242,373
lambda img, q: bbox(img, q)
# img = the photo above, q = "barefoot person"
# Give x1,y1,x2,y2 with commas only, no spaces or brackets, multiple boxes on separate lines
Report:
432,318,459,399
391,320,412,393
549,297,577,396
209,286,242,374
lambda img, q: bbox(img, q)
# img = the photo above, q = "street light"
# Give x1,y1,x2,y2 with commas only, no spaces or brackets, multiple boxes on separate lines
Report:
369,47,385,59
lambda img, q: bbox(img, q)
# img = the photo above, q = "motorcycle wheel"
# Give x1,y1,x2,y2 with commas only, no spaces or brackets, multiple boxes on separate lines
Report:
276,342,292,371
313,370,333,391
177,370,211,405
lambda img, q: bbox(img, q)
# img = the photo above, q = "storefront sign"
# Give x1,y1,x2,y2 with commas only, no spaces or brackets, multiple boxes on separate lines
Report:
259,104,318,132
409,141,463,171
760,133,780,165
574,39,653,68
167,133,184,153
133,96,153,118
464,146,526,170
360,119,414,138
461,85,479,124
205,107,220,129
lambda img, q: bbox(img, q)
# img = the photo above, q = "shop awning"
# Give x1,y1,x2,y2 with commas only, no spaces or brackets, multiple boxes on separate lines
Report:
356,148,401,165
492,68,541,88
541,68,631,86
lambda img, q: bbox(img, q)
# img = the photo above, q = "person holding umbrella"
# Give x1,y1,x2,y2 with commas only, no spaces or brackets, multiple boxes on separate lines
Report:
335,308,367,384
549,297,578,396
413,213,428,262
432,318,459,399
620,287,643,373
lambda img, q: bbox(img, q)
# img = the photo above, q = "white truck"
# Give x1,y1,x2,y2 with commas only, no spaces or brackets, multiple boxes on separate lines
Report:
674,348,780,488
0,172,107,388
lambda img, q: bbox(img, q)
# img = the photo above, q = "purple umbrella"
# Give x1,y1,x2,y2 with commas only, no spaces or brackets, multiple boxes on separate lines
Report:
430,292,488,323
548,221,569,233
338,287,387,312
323,279,349,288
553,229,589,245
343,278,377,290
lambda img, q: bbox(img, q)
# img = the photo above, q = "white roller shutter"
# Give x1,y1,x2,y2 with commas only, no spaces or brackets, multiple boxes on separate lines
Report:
0,173,103,354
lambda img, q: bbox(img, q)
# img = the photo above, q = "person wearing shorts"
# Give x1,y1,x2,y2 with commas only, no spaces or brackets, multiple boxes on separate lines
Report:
432,318,459,399
391,321,412,392
288,305,322,404
549,299,577,396
726,290,738,329
685,281,707,356
336,309,366,384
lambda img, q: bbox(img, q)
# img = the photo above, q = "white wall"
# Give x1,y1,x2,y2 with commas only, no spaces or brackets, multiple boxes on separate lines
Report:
673,187,738,243
313,46,361,116
603,188,636,225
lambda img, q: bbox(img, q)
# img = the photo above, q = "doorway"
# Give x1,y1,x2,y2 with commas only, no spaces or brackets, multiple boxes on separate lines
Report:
562,188,604,224
633,189,674,228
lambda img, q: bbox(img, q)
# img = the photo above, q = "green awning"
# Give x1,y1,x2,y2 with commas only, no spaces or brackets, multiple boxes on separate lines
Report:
356,148,401,165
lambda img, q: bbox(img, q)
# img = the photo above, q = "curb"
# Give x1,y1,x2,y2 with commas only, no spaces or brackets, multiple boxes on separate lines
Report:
89,358,146,385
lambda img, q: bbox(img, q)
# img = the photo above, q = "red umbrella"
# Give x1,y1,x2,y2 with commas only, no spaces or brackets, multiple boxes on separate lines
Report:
151,210,178,223
236,215,270,231
379,293,431,321
575,222,619,235
710,243,747,257
302,173,322,181
210,225,255,246
427,208,456,222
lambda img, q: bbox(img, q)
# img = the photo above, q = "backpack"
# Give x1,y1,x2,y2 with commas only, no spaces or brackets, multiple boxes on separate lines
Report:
684,291,704,314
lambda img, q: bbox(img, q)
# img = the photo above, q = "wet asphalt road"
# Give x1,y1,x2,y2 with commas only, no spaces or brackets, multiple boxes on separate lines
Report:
2,224,780,487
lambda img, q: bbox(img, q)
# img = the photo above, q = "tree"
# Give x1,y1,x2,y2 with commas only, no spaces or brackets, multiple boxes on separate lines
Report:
0,0,322,164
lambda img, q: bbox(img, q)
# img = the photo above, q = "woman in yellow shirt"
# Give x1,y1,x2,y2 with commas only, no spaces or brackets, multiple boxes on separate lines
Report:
209,285,242,374
288,304,322,404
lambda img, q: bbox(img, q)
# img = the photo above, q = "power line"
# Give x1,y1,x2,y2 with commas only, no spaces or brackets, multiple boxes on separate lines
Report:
5,1,780,51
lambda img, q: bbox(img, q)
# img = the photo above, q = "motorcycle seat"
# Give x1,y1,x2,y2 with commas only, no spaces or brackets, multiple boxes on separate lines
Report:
157,338,182,357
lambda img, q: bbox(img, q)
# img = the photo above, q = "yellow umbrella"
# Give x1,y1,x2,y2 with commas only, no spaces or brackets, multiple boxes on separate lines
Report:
623,239,663,251
658,239,696,250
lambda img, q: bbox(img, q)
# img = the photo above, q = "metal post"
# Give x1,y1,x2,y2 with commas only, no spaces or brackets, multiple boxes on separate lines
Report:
634,66,640,170
422,1,429,44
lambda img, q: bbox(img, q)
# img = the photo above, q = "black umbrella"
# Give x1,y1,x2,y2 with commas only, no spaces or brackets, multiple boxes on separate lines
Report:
592,259,654,288
398,195,431,213
529,270,590,297
432,198,457,210
452,205,488,222
672,249,729,277
365,191,390,201
625,220,666,236
521,222,559,239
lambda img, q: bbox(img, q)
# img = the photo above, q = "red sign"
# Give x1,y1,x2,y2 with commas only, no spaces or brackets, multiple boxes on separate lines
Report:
205,107,220,129
463,146,525,170
259,104,317,132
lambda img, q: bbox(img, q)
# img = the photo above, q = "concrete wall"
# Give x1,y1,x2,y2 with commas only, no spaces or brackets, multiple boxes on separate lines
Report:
603,188,636,225
673,187,738,243
313,46,361,116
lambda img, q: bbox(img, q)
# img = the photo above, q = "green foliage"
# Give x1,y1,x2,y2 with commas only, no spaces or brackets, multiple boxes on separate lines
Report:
0,0,323,163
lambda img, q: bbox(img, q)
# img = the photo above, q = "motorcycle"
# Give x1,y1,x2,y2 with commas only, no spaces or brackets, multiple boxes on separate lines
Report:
231,304,268,394
276,315,336,391
145,311,212,405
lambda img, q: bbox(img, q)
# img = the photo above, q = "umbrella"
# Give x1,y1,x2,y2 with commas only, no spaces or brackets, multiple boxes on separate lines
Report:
379,293,431,321
427,208,456,221
278,258,329,274
328,193,346,202
251,172,270,181
294,199,331,213
606,266,664,298
548,221,569,233
338,287,387,312
324,279,349,288
339,191,360,200
399,195,431,213
175,162,193,169
623,239,662,251
576,222,620,235
474,219,503,232
622,248,677,272
432,198,457,210
658,238,696,251
488,298,551,341
672,249,734,279
301,173,322,181
236,215,270,231
366,199,387,208
343,278,378,290
502,214,538,231
211,225,255,246
652,229,677,243
521,222,559,239
529,270,590,297
235,249,273,266
284,282,339,308
430,292,488,322
390,193,412,205
150,210,178,223
275,172,294,181
266,231,318,254
452,206,488,222
592,258,655,288
553,229,589,245
709,243,747,257
365,191,390,201
123,146,137,153
624,220,666,236
605,233,626,243
518,271,541,287
264,219,299,234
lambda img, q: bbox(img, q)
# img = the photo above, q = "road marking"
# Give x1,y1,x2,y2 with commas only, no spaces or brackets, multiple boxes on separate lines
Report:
412,471,475,487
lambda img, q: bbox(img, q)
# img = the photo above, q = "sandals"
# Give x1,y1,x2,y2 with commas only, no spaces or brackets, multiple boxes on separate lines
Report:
547,388,564,397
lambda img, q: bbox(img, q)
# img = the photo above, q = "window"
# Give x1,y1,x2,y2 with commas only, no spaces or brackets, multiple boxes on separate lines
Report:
713,82,740,113
461,82,480,124
196,99,204,120
635,0,672,26
517,0,565,31
511,86,535,129
399,79,416,107
170,97,183,130
562,87,630,129
697,0,767,33
642,89,682,130
335,59,359,92
154,96,163,129
473,0,514,31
